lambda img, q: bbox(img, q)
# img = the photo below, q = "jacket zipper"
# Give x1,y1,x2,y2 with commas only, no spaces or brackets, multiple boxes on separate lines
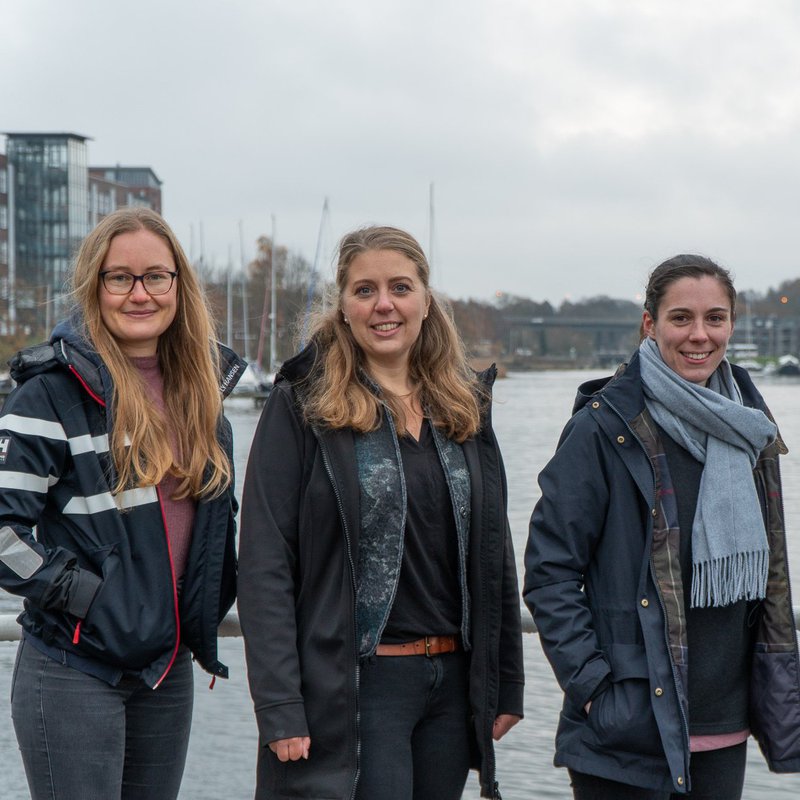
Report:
481,429,505,799
318,439,361,800
153,484,181,689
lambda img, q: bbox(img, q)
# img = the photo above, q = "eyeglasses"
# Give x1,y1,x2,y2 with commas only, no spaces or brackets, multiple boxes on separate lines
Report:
99,270,178,296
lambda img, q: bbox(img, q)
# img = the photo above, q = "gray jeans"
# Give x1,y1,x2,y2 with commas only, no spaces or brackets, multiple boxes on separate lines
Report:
11,637,194,800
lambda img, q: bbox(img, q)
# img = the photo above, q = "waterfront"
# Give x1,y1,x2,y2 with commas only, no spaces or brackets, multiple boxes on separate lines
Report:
2,369,800,798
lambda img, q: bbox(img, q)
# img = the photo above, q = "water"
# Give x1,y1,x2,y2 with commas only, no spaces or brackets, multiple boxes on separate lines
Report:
2,372,800,798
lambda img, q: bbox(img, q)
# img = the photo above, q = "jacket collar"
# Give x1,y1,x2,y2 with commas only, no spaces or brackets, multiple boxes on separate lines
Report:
574,349,788,456
573,350,646,422
9,316,247,403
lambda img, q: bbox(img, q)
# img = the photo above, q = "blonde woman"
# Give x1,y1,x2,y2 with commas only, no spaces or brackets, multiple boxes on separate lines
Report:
238,225,524,800
0,208,245,799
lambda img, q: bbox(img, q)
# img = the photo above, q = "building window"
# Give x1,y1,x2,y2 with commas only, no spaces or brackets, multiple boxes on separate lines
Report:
0,206,7,229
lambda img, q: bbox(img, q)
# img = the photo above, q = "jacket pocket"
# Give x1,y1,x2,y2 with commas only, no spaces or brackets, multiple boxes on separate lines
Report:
585,643,664,758
73,550,174,668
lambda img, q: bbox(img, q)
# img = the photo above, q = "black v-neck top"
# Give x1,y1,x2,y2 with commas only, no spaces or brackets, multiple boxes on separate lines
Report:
380,419,462,643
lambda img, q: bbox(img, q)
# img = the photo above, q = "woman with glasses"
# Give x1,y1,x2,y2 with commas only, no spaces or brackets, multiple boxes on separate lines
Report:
0,207,245,799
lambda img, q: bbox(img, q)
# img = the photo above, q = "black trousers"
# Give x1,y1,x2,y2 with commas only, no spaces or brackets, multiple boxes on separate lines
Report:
569,741,747,800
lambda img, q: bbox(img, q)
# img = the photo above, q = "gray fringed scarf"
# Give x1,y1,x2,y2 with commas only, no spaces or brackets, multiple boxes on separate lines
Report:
638,337,777,608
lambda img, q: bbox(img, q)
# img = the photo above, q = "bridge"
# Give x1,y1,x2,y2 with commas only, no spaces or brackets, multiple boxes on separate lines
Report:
505,315,641,363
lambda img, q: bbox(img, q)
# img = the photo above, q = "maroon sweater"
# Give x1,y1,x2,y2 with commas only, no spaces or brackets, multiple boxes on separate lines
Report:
131,355,197,584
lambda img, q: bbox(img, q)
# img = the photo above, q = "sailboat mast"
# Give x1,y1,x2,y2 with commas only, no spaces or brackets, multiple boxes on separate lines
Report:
270,214,278,372
226,245,233,349
300,197,330,348
239,221,251,362
428,181,435,281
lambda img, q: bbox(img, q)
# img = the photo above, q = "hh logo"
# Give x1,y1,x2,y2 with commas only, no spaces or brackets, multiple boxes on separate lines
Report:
0,437,10,464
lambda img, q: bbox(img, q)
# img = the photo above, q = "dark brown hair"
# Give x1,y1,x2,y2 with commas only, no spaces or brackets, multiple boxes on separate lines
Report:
640,254,736,340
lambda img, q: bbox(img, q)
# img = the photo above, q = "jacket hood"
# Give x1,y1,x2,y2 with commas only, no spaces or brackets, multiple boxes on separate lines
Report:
9,316,247,401
572,354,641,417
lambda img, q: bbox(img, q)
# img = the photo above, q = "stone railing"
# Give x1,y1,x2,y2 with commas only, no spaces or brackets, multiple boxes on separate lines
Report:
2,608,800,642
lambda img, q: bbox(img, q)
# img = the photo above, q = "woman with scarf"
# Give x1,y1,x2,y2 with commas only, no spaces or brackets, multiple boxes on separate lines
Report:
524,255,800,799
238,225,524,800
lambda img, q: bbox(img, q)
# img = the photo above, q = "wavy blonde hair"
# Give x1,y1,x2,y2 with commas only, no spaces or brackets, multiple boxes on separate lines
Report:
303,225,484,442
70,207,231,499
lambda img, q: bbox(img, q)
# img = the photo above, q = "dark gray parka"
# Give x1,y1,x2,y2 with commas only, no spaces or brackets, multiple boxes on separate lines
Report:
238,345,524,800
524,352,800,793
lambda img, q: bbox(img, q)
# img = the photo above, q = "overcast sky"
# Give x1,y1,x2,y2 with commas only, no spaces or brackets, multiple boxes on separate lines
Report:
4,0,800,305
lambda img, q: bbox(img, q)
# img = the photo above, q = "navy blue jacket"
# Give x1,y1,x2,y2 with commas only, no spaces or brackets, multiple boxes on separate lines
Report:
524,353,800,793
238,344,524,799
0,321,245,687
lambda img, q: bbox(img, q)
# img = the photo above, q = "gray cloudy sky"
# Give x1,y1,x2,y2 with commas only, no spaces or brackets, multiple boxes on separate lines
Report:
4,0,800,305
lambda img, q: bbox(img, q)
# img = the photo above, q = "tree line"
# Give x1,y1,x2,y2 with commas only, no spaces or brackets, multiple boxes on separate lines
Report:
3,241,797,371
200,238,800,371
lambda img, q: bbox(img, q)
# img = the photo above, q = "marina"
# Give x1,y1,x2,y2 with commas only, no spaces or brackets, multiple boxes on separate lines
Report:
1,369,800,798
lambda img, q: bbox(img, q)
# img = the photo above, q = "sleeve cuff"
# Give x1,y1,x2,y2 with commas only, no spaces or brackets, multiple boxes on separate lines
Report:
255,701,310,745
65,568,102,618
497,679,525,718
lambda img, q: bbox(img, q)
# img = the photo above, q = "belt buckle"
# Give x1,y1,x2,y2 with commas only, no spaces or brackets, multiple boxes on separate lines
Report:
424,636,432,657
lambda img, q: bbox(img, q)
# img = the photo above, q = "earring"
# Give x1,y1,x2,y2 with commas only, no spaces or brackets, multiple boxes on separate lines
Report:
343,316,349,325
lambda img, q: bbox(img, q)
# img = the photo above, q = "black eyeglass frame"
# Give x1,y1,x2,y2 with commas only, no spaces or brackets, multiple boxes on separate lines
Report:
99,270,179,296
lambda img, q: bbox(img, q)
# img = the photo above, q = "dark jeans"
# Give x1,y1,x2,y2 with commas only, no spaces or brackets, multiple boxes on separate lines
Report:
11,637,194,800
569,740,748,800
355,650,472,800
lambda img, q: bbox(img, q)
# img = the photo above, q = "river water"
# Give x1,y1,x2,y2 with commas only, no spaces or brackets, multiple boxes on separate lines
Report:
1,369,800,798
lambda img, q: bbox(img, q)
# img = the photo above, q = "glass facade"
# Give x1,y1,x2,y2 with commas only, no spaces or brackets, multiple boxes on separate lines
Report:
2,134,162,337
7,134,90,335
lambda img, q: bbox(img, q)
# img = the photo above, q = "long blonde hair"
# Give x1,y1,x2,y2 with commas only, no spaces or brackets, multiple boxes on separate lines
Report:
70,207,231,499
303,225,484,442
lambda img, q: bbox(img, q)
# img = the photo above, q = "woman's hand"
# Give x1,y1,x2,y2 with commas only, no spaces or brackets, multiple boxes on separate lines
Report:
492,714,521,741
268,736,311,762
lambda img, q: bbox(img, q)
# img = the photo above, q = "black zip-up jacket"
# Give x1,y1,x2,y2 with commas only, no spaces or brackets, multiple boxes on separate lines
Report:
0,320,245,687
238,344,524,799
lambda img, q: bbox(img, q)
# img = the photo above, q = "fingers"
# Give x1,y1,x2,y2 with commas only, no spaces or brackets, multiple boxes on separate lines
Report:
492,713,522,741
268,736,311,762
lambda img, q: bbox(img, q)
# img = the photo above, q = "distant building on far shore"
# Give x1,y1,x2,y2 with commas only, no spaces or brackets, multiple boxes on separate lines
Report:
0,132,162,338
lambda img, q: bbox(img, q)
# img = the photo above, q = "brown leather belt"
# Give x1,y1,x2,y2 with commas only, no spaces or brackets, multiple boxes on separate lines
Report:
375,635,461,657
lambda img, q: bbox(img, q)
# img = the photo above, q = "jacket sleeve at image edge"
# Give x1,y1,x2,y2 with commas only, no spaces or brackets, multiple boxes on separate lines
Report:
237,385,311,744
